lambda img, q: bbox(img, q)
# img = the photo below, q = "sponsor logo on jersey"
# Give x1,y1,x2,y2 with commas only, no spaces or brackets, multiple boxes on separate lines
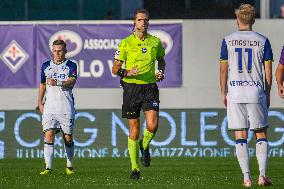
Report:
0,40,29,73
49,30,83,58
148,30,173,55
230,80,263,87
47,73,67,80
141,48,147,53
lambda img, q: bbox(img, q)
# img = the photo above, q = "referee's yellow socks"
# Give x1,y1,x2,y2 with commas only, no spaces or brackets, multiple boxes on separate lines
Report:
128,137,139,171
142,129,154,150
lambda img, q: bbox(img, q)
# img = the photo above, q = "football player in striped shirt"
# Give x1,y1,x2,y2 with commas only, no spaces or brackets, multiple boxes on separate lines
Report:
219,4,273,187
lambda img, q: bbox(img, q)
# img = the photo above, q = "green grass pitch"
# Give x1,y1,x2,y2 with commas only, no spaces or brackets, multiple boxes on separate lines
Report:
0,157,283,189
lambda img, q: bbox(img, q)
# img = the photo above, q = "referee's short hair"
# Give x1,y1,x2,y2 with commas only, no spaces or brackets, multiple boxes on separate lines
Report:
52,39,67,49
133,9,149,20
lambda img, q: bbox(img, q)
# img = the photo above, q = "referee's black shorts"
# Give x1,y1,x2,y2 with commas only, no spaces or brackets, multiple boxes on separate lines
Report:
121,81,160,119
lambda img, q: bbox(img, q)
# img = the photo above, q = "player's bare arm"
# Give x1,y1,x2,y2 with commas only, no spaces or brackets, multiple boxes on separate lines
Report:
112,59,139,77
220,62,228,108
264,61,272,107
156,58,166,81
38,83,46,114
46,77,76,88
62,77,76,88
276,64,284,99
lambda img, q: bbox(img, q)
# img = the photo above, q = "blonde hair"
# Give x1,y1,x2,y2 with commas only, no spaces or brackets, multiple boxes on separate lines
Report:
235,4,255,25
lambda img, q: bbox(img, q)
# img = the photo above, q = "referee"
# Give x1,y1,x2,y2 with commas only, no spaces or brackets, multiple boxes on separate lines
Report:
112,9,166,180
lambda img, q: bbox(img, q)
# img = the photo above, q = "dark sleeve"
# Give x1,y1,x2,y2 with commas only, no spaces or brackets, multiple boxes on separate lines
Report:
219,38,228,61
263,39,273,62
40,62,49,83
68,61,78,79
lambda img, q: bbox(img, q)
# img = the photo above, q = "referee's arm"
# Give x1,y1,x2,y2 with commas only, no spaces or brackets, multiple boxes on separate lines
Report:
112,60,139,78
157,57,165,71
112,59,123,75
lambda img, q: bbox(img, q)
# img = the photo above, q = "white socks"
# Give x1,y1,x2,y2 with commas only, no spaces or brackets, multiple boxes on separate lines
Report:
235,139,250,180
65,142,74,168
256,138,268,177
44,142,54,169
44,141,74,169
236,138,269,180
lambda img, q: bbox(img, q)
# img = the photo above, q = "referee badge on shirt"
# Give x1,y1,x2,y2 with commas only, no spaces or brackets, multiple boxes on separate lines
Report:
114,50,120,59
141,48,147,53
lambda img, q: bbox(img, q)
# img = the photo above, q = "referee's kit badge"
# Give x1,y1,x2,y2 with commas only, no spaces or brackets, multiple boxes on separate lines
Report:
141,48,147,53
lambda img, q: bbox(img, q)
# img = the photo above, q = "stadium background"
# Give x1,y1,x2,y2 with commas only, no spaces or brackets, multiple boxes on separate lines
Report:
0,0,284,188
0,0,283,160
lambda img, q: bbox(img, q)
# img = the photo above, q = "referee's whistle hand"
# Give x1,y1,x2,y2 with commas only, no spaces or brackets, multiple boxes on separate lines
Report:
156,71,164,82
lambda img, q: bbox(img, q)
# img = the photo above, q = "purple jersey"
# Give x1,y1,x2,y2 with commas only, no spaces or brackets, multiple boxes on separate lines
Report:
279,46,284,65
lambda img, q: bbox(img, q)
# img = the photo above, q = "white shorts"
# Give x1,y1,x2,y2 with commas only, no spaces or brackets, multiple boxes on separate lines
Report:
42,114,74,135
227,102,268,131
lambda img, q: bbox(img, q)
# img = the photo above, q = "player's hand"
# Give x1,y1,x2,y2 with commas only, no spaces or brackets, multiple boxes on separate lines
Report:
46,78,56,86
156,70,165,82
221,94,227,108
126,67,139,77
38,103,44,114
278,86,284,99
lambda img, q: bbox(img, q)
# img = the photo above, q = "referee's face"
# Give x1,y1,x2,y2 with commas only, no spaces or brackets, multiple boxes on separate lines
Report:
134,13,149,32
52,45,66,63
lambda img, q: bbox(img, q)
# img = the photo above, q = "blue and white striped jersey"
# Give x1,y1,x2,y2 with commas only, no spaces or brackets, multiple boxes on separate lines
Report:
40,59,77,115
220,31,273,103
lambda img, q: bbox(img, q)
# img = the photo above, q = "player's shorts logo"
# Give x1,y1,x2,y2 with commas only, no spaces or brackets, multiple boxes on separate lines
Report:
49,30,83,58
152,101,159,107
148,30,173,55
0,40,29,73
